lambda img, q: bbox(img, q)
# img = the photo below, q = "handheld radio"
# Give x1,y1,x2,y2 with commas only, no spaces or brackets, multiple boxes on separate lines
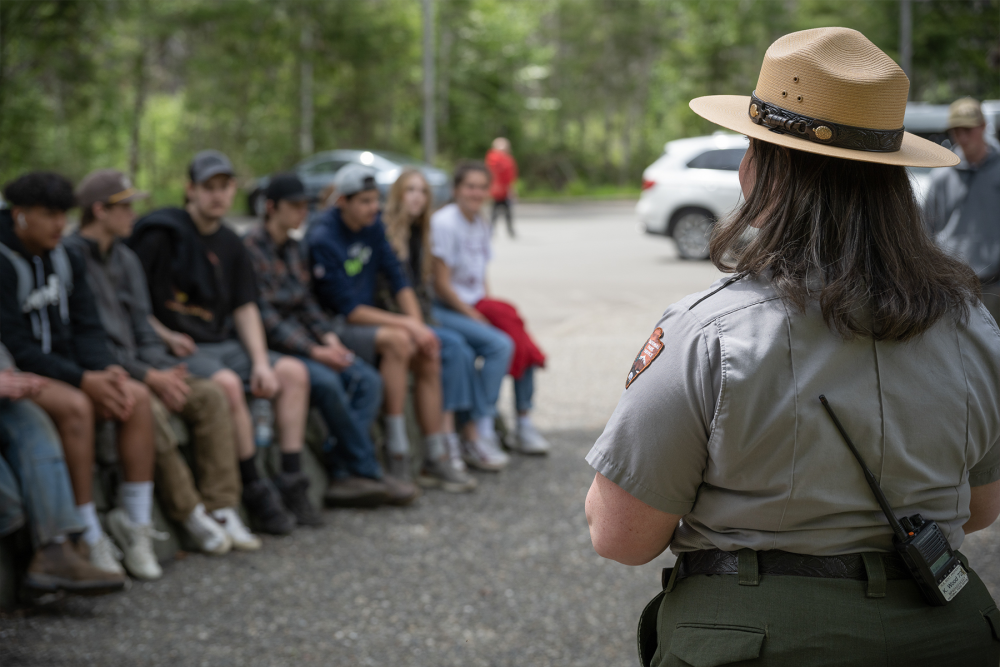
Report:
819,395,968,606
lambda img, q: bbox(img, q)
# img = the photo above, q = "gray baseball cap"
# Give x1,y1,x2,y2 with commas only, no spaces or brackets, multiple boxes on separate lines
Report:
188,150,235,184
332,164,378,197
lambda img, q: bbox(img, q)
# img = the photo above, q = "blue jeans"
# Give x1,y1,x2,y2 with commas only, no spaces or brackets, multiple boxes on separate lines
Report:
297,357,383,480
0,400,83,548
514,365,535,414
432,305,513,420
433,326,474,413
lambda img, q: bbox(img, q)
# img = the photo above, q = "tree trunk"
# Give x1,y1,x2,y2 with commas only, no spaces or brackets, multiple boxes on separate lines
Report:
299,24,314,158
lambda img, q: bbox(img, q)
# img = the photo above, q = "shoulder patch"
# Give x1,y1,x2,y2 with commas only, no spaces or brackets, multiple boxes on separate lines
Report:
625,327,664,389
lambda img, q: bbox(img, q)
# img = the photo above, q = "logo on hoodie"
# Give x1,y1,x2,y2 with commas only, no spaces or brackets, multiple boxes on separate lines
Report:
22,275,62,314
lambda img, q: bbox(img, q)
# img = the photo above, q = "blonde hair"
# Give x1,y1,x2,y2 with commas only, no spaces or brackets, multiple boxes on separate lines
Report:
383,169,433,281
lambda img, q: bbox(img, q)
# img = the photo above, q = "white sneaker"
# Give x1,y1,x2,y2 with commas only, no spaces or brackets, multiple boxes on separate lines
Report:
514,421,551,455
88,533,126,575
461,434,510,471
106,508,165,581
212,507,262,551
445,433,469,473
183,504,232,556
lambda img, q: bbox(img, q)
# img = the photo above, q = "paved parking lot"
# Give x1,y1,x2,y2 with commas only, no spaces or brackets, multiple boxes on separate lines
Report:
1,201,997,665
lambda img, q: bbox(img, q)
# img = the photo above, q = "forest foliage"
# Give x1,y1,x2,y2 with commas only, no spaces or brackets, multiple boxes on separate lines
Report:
1,0,998,207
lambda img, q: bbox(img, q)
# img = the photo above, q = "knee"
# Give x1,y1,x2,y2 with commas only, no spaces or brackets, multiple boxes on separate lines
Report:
64,388,94,426
126,380,151,407
197,381,229,413
380,327,415,360
491,331,515,361
275,357,309,390
212,370,246,409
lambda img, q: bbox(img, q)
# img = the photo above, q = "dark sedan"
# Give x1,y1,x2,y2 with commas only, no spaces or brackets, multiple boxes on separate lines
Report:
247,149,451,216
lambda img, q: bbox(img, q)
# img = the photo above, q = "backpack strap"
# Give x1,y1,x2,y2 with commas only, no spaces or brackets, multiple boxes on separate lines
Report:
0,242,33,313
49,245,74,324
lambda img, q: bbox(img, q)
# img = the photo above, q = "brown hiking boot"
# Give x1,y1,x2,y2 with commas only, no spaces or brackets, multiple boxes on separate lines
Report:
383,475,422,506
323,476,391,508
25,540,127,596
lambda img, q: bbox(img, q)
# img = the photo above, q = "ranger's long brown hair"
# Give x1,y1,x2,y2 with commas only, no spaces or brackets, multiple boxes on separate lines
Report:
710,138,980,341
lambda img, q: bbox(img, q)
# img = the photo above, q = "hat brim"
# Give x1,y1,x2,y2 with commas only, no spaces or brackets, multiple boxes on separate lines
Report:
690,95,959,168
194,165,235,184
114,189,150,204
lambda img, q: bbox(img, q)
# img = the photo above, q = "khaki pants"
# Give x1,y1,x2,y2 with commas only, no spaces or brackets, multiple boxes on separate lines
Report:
151,378,240,522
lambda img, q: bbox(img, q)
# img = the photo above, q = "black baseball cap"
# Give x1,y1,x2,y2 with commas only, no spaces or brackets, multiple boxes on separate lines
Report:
265,173,309,205
188,150,234,184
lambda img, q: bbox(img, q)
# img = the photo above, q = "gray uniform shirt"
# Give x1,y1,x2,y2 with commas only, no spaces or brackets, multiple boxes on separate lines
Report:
923,145,1000,283
63,234,179,381
587,275,1000,556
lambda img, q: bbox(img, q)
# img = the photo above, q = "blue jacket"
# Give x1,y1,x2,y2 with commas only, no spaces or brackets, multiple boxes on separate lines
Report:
306,208,409,316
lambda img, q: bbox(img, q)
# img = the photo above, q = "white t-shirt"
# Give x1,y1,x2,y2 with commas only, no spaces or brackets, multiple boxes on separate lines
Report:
430,203,492,306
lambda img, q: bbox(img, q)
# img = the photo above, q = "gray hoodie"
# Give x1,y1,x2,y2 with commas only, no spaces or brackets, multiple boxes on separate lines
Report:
923,144,1000,283
63,233,179,381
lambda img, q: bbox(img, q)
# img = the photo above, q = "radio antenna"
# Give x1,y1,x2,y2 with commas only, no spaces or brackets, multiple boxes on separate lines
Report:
819,395,908,542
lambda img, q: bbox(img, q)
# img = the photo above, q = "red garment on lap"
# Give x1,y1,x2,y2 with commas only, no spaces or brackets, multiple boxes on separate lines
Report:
474,298,545,380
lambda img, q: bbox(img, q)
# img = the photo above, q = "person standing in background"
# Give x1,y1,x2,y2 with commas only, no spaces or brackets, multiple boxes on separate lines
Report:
485,138,518,238
923,97,1000,323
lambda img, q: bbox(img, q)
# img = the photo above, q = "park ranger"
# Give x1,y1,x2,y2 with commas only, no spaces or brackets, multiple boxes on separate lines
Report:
585,28,1000,666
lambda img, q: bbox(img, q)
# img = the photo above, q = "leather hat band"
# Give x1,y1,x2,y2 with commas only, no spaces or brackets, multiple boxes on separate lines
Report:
748,91,904,153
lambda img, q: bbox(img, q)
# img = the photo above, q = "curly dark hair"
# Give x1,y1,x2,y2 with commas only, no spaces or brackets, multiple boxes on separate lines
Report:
2,172,76,211
709,138,980,342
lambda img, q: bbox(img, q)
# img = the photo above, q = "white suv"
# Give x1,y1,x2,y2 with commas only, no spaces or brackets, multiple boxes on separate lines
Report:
637,133,748,260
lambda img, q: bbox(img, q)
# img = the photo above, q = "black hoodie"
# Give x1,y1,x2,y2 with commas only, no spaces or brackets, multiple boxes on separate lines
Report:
0,209,115,386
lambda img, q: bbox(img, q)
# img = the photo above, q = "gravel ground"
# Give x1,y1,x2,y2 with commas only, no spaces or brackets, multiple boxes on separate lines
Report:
0,430,671,667
3,202,998,663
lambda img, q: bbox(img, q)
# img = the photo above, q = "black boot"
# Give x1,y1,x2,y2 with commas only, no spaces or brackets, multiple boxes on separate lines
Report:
275,472,324,527
242,479,296,535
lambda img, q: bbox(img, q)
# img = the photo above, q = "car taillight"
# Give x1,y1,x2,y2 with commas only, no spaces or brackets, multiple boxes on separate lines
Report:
641,179,656,190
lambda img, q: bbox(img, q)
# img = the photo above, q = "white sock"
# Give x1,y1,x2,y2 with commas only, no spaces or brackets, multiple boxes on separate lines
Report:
76,502,104,546
385,414,410,455
518,414,533,431
424,433,446,461
120,481,154,526
476,416,496,441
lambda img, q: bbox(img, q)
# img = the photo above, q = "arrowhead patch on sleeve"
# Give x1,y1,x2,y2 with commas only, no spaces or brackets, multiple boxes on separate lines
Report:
625,327,664,389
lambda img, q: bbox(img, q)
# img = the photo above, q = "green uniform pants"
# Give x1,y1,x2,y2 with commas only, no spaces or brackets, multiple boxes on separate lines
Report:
641,551,1000,667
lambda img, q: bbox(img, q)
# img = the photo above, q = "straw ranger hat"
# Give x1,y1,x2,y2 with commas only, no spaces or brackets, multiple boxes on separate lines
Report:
690,27,959,168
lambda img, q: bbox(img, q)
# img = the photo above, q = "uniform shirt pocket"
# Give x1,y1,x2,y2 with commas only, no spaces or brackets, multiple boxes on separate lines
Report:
668,622,765,667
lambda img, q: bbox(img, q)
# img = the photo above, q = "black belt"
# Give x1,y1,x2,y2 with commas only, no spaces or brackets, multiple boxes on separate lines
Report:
671,548,911,585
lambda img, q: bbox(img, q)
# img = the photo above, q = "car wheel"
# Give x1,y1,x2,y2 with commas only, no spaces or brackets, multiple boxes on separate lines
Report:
671,210,714,260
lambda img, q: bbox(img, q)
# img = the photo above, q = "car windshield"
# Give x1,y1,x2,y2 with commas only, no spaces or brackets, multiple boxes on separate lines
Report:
373,150,426,167
686,148,747,171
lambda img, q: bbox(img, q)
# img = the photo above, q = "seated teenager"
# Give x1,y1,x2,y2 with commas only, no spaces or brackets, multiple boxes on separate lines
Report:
244,173,423,505
0,172,161,581
128,151,320,533
381,168,492,482
66,168,258,554
307,165,469,490
431,161,550,457
0,342,127,596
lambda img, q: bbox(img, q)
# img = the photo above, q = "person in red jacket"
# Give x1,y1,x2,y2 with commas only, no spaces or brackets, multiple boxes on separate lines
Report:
485,137,518,238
